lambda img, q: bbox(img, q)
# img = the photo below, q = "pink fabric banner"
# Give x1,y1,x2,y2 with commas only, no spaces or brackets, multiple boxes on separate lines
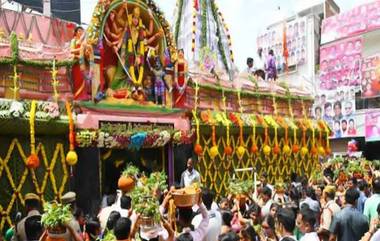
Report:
321,0,380,44
319,36,363,90
361,54,380,98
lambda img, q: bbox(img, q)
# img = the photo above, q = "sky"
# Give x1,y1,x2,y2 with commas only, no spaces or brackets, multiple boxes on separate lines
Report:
80,0,374,70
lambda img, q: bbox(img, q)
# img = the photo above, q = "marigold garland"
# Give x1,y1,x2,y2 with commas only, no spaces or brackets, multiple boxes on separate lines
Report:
217,10,234,62
250,117,258,154
191,2,197,52
65,101,78,166
209,125,219,159
51,59,59,102
27,100,39,169
193,110,202,155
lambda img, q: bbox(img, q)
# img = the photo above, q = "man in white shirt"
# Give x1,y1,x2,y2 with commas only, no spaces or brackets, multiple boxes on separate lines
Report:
255,47,266,80
246,57,255,75
298,208,320,241
180,158,201,187
192,189,222,241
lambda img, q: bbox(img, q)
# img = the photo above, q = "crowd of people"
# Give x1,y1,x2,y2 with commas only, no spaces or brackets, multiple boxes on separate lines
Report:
4,157,380,241
245,48,277,82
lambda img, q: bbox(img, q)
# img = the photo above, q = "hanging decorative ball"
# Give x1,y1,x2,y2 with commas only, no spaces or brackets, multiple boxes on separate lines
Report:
236,146,246,159
263,145,271,156
292,144,300,154
66,150,78,166
210,146,219,159
273,145,281,155
250,144,259,154
194,144,203,155
283,145,291,156
300,147,308,157
224,146,233,156
311,146,318,156
325,147,332,156
26,154,40,169
318,146,325,156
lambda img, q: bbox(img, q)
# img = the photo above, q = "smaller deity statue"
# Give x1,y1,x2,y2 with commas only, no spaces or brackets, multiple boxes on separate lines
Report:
78,43,95,100
143,75,154,102
148,57,172,106
173,49,188,107
70,26,87,100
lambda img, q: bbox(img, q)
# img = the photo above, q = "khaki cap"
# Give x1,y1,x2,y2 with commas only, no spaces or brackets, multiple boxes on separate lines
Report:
61,191,76,204
24,193,40,201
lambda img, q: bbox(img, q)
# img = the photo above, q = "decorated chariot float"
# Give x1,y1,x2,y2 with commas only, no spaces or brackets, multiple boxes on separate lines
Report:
0,0,332,232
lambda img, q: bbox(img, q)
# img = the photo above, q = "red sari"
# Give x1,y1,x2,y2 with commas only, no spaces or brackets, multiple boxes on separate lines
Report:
174,62,186,108
71,39,87,100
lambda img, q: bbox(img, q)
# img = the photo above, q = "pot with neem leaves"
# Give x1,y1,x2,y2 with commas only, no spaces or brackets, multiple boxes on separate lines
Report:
41,202,72,237
118,165,139,193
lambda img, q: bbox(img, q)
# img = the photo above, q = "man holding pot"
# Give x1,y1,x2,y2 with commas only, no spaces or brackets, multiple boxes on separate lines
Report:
180,158,200,188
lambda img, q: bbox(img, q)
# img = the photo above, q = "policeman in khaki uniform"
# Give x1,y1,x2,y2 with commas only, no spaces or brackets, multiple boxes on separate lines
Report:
12,193,42,241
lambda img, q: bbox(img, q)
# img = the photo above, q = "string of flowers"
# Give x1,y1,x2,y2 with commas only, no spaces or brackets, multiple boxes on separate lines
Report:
27,100,39,169
217,9,234,62
222,90,232,156
191,1,197,52
51,58,59,102
210,0,229,73
236,115,245,159
292,127,300,154
250,117,258,154
10,65,19,100
65,101,78,166
174,0,184,45
201,0,208,48
193,78,202,155
288,97,294,119
209,124,219,159
301,99,307,119
272,95,278,116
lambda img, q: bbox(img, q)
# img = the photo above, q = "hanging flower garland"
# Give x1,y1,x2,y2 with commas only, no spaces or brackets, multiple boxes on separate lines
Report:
300,126,308,158
272,95,278,116
217,10,234,63
209,124,219,159
193,111,202,155
250,117,258,154
200,0,208,48
288,97,294,119
310,127,318,156
191,1,197,52
210,0,229,73
27,100,39,169
11,65,19,100
292,127,300,154
51,58,59,102
65,101,78,166
272,95,280,155
174,0,184,45
236,115,246,159
221,90,232,156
